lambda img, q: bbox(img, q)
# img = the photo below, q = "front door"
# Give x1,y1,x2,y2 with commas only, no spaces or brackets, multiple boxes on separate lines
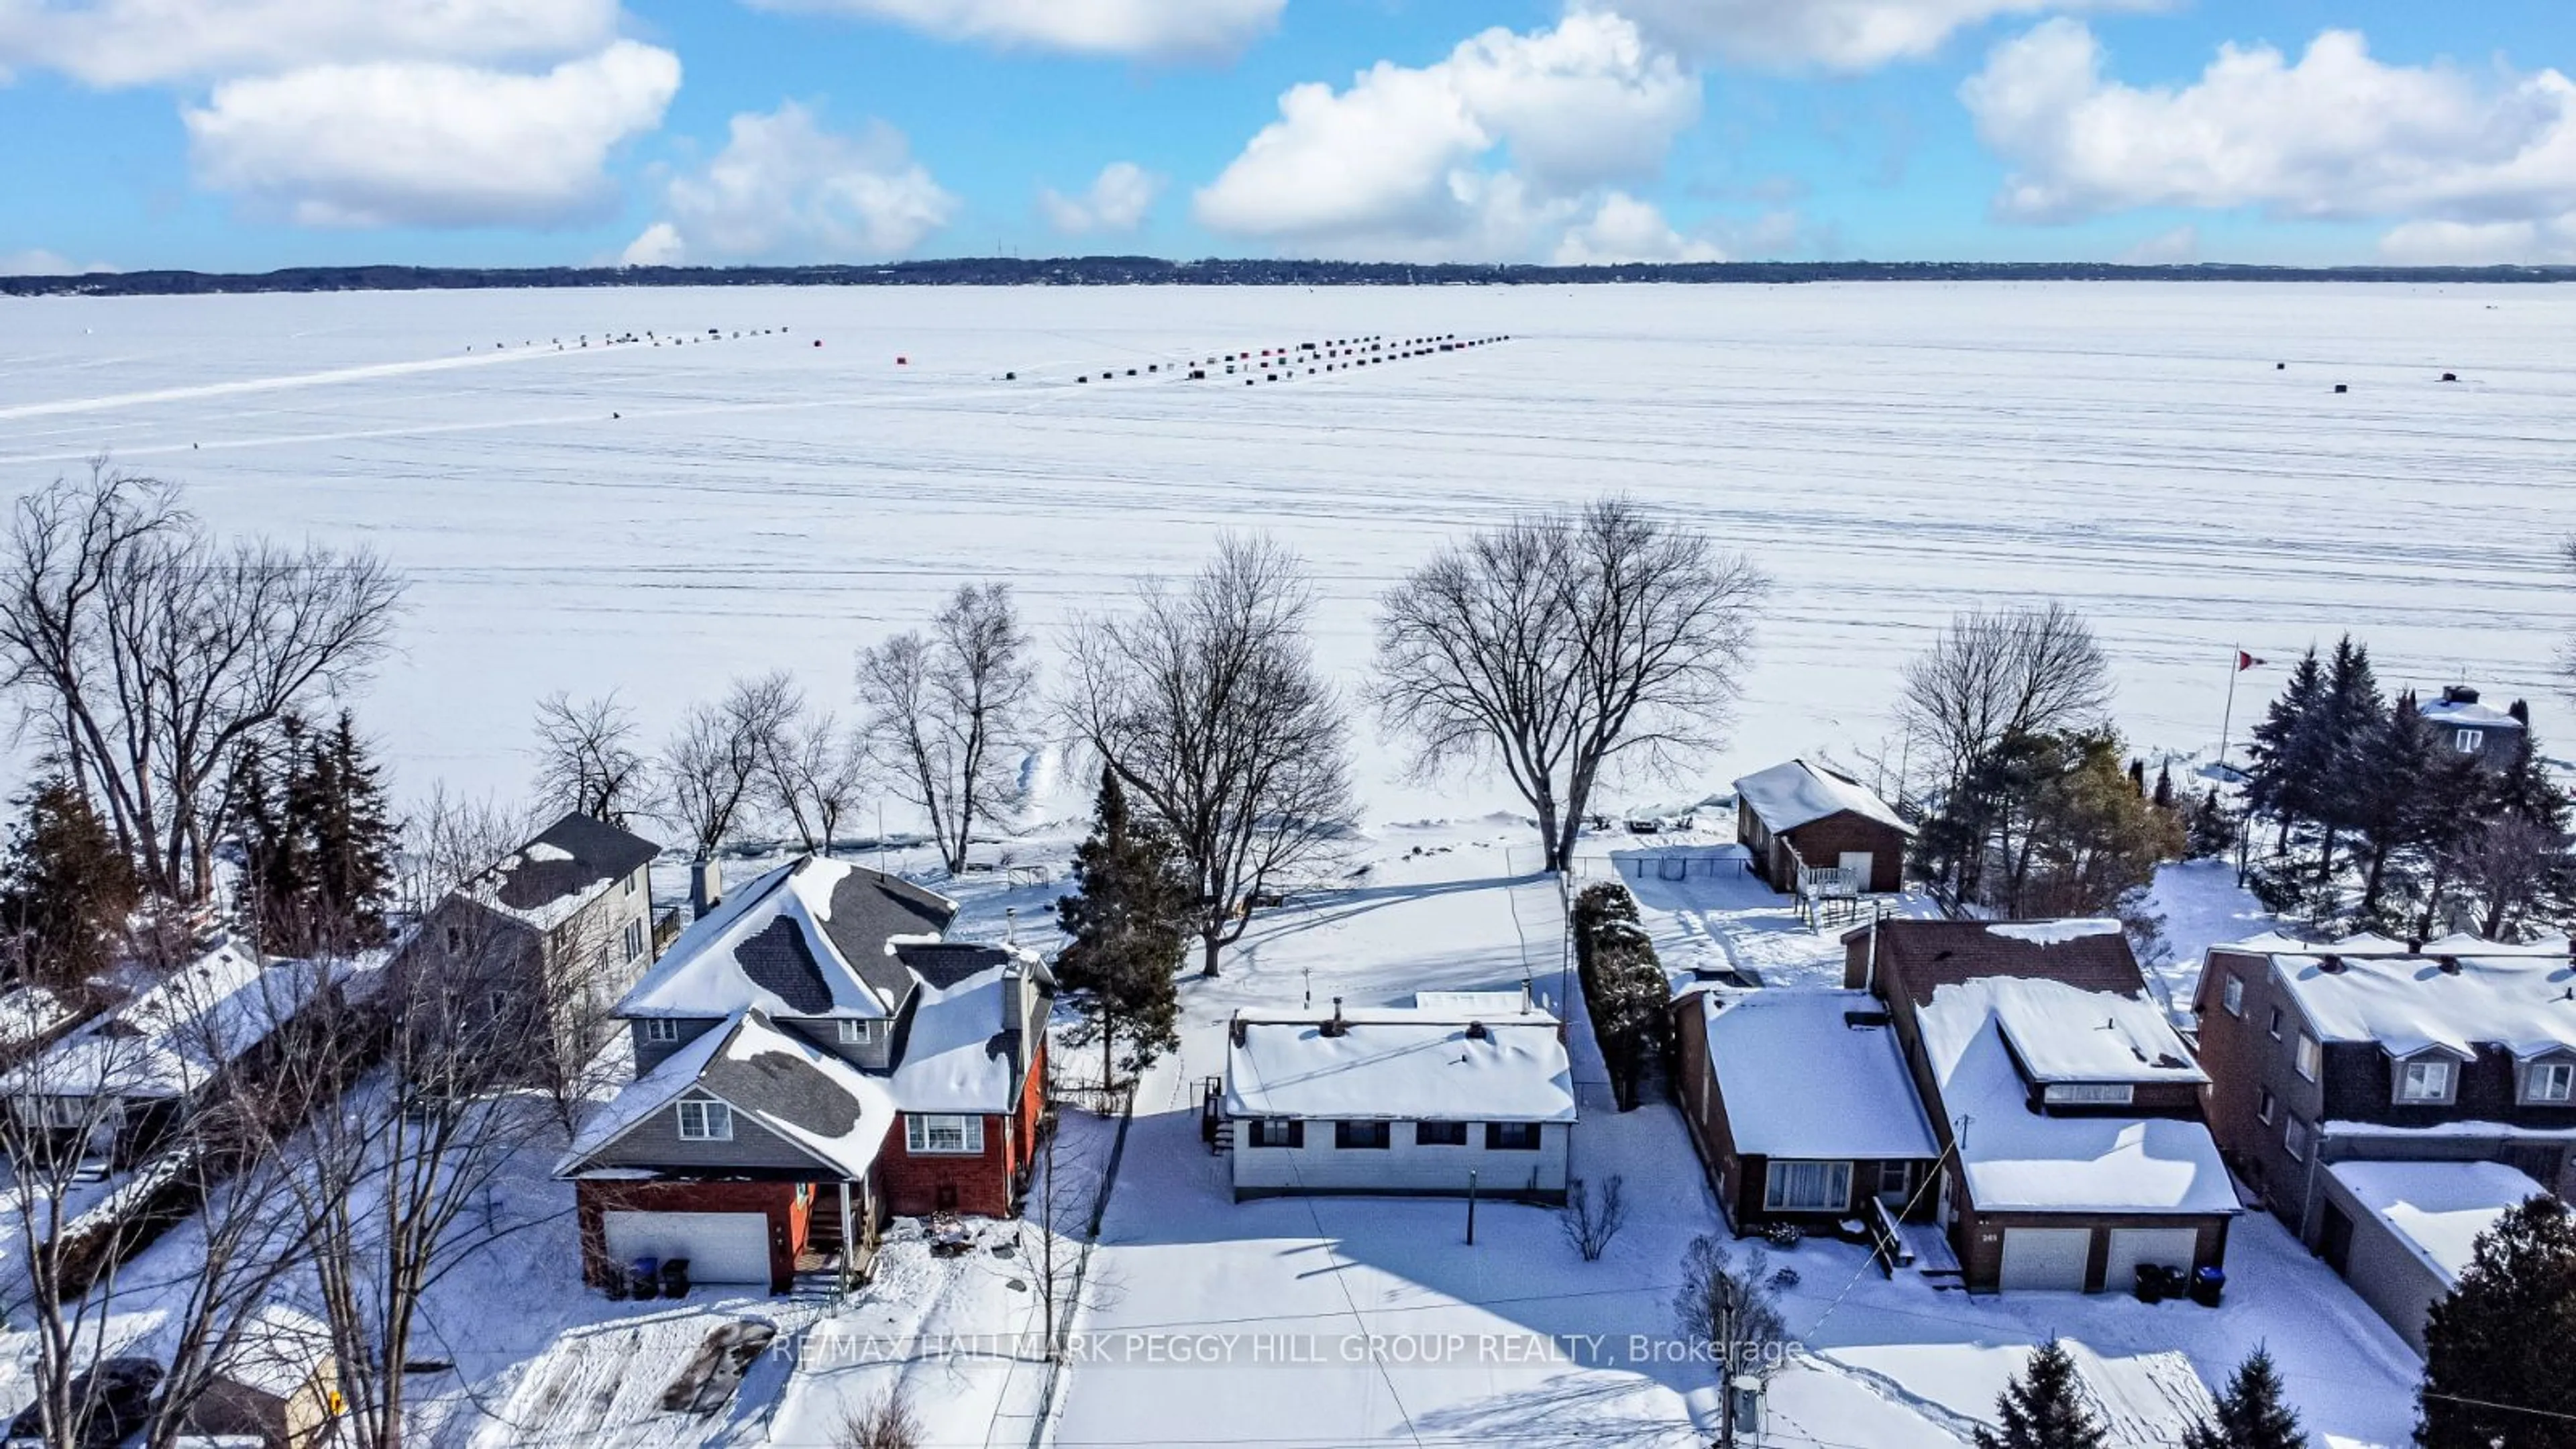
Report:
1839,852,1875,892
2318,1204,2355,1275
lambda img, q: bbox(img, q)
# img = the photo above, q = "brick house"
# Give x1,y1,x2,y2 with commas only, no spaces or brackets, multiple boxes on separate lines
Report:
557,857,1053,1292
1671,986,1940,1232
2190,932,2575,1283
1846,919,2237,1293
1733,759,1912,896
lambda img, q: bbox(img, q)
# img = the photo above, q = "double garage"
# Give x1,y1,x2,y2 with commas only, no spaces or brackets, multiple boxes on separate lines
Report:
1996,1224,2206,1293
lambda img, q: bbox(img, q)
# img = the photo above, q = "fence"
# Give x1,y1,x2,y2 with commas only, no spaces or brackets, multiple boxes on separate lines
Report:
1564,852,1751,884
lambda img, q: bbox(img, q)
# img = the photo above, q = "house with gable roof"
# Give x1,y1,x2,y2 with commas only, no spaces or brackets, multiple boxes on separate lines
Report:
1732,759,1913,896
556,855,1053,1293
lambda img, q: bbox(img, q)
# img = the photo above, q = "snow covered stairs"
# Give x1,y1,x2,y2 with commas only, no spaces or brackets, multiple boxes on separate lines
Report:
1199,1076,1233,1155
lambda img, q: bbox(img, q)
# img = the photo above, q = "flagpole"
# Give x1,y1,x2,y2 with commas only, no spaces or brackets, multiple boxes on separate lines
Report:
2218,646,2241,776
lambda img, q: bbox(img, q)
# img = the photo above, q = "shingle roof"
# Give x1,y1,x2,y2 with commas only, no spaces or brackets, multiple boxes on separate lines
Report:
619,857,958,1020
1852,918,2147,1007
474,812,659,929
556,1010,898,1179
1733,759,1913,835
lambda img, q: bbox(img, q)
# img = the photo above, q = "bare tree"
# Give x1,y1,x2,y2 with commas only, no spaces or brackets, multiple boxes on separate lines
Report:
1558,1175,1628,1262
657,672,798,860
0,466,406,904
1065,537,1357,977
856,584,1038,874
1898,601,2112,797
1375,498,1767,872
1672,1234,1789,1449
764,702,865,855
530,691,647,826
2448,815,2569,940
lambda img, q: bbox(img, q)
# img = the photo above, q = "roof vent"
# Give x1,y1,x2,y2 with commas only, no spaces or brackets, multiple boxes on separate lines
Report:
2443,685,2481,706
2436,956,2462,975
2406,936,2424,954
2317,955,2346,974
1464,1020,1491,1041
1320,998,1349,1038
1230,1016,1247,1046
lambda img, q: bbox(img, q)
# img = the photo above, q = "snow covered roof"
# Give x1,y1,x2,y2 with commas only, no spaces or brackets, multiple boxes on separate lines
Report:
889,948,1051,1114
558,1009,898,1180
619,856,957,1021
2223,932,2576,1061
2329,1161,2551,1286
1987,977,2206,1086
1856,918,2149,1008
1986,920,2122,947
1917,977,2235,1216
0,984,73,1055
1222,1000,1576,1124
1696,989,1939,1161
1731,759,1912,837
214,1301,335,1399
12,941,336,1101
1412,989,1536,1016
2416,696,2524,731
466,811,658,932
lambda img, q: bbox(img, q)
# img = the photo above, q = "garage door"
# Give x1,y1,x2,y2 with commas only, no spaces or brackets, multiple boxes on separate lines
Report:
2104,1228,2200,1289
602,1211,772,1285
1999,1228,2093,1291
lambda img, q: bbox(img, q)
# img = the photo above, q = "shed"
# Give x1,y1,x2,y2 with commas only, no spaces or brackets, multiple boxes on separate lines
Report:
185,1303,343,1448
1731,759,1912,895
2319,1161,2551,1354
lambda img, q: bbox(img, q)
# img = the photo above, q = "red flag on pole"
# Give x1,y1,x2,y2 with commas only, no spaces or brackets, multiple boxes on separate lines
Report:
2237,650,2266,672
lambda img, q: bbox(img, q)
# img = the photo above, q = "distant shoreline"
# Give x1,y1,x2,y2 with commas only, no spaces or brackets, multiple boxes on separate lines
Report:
7,258,2574,297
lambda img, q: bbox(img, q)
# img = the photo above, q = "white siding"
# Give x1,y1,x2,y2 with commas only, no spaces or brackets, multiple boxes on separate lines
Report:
1999,1228,2093,1291
1230,1120,1569,1198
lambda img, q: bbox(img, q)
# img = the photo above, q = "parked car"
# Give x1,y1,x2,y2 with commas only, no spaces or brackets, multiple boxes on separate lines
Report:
6,1357,163,1448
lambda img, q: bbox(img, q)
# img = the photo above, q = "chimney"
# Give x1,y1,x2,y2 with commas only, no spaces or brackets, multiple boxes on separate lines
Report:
1320,997,1348,1038
2443,685,2480,706
2436,956,2461,975
690,857,723,916
2406,936,2424,954
1519,979,1534,1016
1002,956,1026,1035
1465,1020,1491,1041
2317,954,2345,974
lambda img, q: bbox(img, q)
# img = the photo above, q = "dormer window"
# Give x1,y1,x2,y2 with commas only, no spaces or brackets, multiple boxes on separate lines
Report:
837,1019,871,1044
643,1018,682,1043
2526,1060,2575,1105
2396,1055,2456,1104
2042,1083,2135,1106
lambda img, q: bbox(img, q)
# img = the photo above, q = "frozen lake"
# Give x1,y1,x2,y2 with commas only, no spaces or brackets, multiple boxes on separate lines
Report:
1,282,2569,824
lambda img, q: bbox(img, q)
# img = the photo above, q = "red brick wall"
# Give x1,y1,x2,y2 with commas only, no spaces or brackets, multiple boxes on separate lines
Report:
574,1178,810,1293
1782,815,1909,894
880,1042,1047,1218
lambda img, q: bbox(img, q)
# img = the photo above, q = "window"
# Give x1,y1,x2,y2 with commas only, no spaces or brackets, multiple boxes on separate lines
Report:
2398,1057,2455,1103
2043,1083,2135,1106
2283,1117,2310,1163
2221,975,2245,1017
2257,1088,2277,1124
2455,729,2484,755
1878,1161,1912,1195
2526,1061,2575,1105
445,924,463,955
906,1114,984,1155
623,918,645,962
2266,1006,2284,1041
837,1019,871,1045
1414,1120,1468,1146
1248,1118,1302,1148
1484,1122,1542,1151
676,1099,732,1141
1334,1121,1391,1150
1763,1160,1853,1213
625,871,638,895
643,1018,682,1043
488,991,511,1019
2294,1034,2322,1082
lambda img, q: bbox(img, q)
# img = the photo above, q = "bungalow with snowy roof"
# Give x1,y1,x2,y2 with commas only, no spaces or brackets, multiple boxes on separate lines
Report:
2413,686,2529,771
1844,918,2237,1293
2190,932,2575,1290
390,810,659,1083
555,856,1053,1293
1670,987,1941,1233
1,938,339,1165
1732,759,1912,896
1215,991,1576,1202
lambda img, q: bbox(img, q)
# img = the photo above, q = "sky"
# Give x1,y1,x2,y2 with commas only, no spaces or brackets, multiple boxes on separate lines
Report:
1,0,2572,274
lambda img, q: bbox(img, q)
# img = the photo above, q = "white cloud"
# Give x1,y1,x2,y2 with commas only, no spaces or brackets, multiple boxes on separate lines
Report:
1962,19,2576,250
745,0,1281,60
1040,161,1162,235
1552,193,1721,264
2379,218,2576,266
1193,12,1699,261
1585,0,2155,72
626,101,957,263
182,40,678,228
0,0,620,87
0,247,113,274
2117,223,2198,264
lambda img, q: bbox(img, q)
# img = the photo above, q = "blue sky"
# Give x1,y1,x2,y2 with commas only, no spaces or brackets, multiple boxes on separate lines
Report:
1,1,2571,273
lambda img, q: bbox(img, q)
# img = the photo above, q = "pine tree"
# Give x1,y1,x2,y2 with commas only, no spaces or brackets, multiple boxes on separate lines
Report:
2151,762,2176,810
0,777,138,990
227,727,308,953
1054,766,1189,1091
2184,1347,2306,1449
2187,788,2239,861
2489,730,2569,832
2353,692,2438,922
1976,1341,2107,1449
2310,636,2386,883
2418,1196,2576,1448
2247,649,2328,853
308,711,394,951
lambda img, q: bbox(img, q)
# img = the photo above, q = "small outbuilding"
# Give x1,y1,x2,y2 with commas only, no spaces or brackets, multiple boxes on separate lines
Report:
1731,759,1912,896
2318,1160,2551,1354
1218,992,1574,1203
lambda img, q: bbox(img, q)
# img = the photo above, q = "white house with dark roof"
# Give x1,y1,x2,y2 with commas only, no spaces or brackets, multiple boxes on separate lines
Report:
1216,992,1576,1201
559,855,1053,1292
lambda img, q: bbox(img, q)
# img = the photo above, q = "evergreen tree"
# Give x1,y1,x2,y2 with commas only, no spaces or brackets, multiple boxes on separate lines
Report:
2247,649,2328,853
1976,1341,2108,1449
2184,1348,2306,1449
2310,637,2386,883
309,711,395,950
2489,731,2570,832
1054,766,1189,1090
0,777,138,989
2187,788,2239,861
2353,692,2438,922
2418,1196,2576,1448
229,712,397,956
2409,749,2495,938
2151,762,2175,810
227,727,309,953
